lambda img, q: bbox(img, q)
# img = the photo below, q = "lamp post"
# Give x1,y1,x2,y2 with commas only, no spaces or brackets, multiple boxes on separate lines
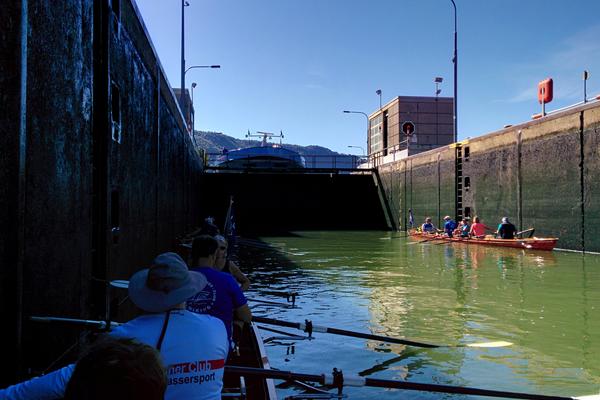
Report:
343,110,369,155
180,0,189,104
185,65,221,75
183,65,220,132
450,0,458,143
347,145,365,156
376,89,382,110
191,82,197,103
190,82,197,138
434,76,443,98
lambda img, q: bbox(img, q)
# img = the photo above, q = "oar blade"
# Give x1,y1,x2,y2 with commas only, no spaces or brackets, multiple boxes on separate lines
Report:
465,340,513,348
110,279,129,289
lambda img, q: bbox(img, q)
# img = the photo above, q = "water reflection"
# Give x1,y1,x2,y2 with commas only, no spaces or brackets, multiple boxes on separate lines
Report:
239,232,600,399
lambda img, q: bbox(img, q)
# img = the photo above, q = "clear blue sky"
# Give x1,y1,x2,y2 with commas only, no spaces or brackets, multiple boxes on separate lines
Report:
136,0,600,154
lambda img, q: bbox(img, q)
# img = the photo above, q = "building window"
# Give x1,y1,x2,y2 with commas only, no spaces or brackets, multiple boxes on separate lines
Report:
369,114,383,154
464,146,470,161
464,207,471,218
464,176,470,191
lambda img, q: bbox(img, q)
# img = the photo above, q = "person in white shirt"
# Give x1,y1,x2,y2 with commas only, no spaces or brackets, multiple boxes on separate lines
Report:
0,252,229,400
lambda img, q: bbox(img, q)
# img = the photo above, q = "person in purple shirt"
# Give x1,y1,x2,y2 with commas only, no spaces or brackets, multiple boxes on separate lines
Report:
186,235,252,340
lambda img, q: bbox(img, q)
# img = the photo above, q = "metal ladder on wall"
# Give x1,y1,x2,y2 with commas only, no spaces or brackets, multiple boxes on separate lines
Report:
455,143,463,221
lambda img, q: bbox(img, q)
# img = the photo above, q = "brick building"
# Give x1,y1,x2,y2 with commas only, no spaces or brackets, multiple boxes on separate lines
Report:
368,96,454,160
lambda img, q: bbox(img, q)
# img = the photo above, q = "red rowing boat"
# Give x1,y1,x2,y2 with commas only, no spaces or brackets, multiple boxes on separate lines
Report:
409,230,558,251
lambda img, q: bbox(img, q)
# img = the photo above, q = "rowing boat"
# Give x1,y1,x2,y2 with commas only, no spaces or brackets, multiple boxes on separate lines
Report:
223,322,278,399
409,230,558,251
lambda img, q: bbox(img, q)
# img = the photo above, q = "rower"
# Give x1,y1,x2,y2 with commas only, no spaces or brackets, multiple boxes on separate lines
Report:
421,217,437,234
443,216,458,237
215,235,250,291
186,235,252,343
64,337,166,400
459,217,471,238
469,216,493,238
497,217,517,239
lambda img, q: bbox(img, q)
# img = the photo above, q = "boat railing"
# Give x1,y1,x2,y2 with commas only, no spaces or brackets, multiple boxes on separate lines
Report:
205,152,367,170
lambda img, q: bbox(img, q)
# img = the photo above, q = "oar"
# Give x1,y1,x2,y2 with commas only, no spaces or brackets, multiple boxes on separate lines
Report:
248,298,291,306
225,366,592,399
408,235,442,245
252,316,511,348
516,228,535,238
248,298,297,311
30,316,121,330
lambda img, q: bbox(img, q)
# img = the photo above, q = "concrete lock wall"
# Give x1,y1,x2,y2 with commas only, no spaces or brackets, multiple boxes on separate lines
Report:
379,147,455,231
379,100,600,252
0,0,204,383
584,106,600,249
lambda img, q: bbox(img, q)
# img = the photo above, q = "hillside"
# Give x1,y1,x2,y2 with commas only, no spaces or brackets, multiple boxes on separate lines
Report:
193,130,343,156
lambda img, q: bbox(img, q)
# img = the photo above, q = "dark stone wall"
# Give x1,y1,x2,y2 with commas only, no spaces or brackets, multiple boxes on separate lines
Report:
200,173,389,234
0,0,25,385
19,0,95,382
0,0,204,384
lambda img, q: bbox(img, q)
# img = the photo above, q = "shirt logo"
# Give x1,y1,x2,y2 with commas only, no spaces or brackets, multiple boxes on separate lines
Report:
186,281,217,313
167,359,224,386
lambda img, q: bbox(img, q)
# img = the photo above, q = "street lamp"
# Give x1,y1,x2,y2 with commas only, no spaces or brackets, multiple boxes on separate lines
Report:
191,82,197,103
182,65,220,131
190,82,197,137
185,65,221,75
434,76,443,98
450,0,458,143
376,89,382,110
343,110,369,155
347,145,365,156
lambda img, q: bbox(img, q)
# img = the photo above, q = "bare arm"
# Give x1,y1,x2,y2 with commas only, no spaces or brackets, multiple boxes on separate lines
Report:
228,260,250,291
234,304,252,323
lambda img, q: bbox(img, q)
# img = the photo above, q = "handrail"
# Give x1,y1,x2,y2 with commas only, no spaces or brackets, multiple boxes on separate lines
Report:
205,152,367,170
367,139,410,167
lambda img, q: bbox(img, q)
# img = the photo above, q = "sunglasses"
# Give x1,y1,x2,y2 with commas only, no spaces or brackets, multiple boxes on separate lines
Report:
219,246,227,251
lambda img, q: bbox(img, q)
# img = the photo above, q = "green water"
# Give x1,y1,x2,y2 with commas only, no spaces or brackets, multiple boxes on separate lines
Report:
240,231,600,399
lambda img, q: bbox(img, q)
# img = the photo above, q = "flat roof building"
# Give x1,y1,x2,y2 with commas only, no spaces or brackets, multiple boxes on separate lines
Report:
368,96,453,162
173,88,194,133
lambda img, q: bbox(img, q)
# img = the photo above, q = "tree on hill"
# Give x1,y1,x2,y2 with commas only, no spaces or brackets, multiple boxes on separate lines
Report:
193,130,342,156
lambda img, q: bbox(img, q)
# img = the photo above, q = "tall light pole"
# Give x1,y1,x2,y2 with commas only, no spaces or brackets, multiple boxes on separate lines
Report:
180,1,189,104
450,0,458,143
376,89,382,110
343,110,369,155
182,65,220,132
434,76,443,98
191,82,197,137
185,65,221,75
191,82,197,103
347,145,365,156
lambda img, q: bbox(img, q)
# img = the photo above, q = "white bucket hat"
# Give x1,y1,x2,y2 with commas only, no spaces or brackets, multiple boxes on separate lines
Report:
128,252,207,313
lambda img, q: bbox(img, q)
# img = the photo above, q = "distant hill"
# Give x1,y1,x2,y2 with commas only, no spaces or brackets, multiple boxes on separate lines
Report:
193,130,343,156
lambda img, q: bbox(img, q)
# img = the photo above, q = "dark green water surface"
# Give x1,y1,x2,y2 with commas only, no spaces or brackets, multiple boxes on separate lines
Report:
239,231,600,399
